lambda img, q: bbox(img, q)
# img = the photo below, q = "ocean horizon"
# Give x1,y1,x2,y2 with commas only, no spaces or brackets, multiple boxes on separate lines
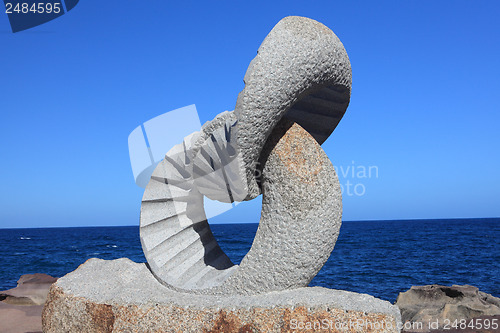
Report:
1,217,499,303
5,216,499,229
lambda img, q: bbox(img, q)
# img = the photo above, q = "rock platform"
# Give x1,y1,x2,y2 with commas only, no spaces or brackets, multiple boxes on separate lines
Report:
0,273,57,333
42,258,402,332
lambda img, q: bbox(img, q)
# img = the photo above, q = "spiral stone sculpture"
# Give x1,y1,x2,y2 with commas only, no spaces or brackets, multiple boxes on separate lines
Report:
42,17,402,333
140,16,352,295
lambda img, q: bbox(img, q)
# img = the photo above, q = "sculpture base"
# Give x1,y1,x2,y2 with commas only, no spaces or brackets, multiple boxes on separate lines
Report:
42,258,401,332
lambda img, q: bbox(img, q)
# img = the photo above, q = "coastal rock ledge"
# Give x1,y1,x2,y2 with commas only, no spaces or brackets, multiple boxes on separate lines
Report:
42,258,401,332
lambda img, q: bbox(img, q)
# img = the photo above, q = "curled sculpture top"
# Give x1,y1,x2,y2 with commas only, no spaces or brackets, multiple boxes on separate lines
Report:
139,16,351,295
235,16,351,199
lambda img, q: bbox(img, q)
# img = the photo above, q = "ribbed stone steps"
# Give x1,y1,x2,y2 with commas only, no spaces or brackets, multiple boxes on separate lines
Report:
140,113,239,291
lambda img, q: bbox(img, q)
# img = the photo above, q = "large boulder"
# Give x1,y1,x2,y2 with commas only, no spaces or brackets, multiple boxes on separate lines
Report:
395,284,500,332
43,258,402,332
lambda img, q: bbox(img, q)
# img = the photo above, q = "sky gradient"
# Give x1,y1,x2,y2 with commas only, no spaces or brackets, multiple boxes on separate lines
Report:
1,1,499,228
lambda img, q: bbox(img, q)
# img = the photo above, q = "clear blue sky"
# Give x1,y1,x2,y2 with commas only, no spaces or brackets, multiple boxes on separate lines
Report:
1,1,499,228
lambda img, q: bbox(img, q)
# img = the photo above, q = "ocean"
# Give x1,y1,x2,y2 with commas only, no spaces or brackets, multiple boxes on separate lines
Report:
1,218,498,303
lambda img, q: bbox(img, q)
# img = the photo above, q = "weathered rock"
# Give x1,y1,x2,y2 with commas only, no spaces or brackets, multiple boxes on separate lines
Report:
43,258,402,333
0,302,44,333
1,273,57,306
396,284,500,332
0,273,57,333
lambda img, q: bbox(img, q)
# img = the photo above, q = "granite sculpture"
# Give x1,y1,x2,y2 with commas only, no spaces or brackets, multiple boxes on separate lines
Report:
43,16,403,332
140,16,351,294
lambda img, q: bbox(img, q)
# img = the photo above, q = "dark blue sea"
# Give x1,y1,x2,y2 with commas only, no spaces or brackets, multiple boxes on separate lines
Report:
1,218,499,303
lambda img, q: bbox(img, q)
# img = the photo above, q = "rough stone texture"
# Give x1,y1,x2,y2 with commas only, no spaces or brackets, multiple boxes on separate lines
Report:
0,273,57,333
213,120,341,295
234,16,352,199
42,258,402,333
396,284,500,332
140,118,342,295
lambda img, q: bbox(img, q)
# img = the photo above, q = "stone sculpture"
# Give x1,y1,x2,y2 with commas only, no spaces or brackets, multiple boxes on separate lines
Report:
140,15,351,294
43,16,403,332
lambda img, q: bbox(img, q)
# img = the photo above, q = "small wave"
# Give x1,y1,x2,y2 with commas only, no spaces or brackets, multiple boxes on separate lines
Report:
106,245,118,248
19,237,31,240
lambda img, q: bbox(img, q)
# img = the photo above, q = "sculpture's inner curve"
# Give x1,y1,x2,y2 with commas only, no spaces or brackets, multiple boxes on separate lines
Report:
285,84,350,145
